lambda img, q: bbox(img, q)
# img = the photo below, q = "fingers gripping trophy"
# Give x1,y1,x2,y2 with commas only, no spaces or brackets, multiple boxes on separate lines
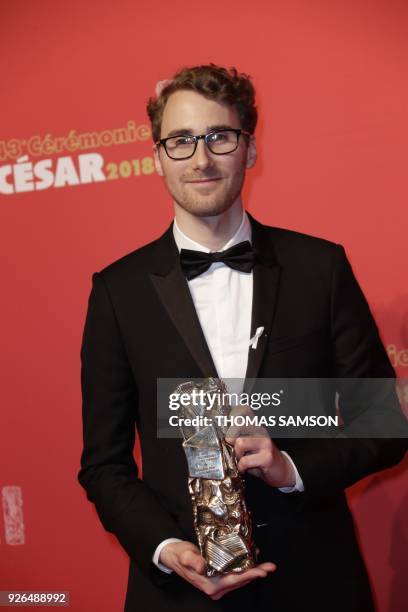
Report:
173,377,256,577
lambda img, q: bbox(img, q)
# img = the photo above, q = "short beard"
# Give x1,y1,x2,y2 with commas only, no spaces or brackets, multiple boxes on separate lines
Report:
177,197,234,218
170,174,244,218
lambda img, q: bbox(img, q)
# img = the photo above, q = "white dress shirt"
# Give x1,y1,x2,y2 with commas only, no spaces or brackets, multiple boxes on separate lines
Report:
153,210,304,573
175,210,253,389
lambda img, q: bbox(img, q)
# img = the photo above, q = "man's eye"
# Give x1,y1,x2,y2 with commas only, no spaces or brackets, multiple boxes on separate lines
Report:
174,136,194,147
209,132,228,143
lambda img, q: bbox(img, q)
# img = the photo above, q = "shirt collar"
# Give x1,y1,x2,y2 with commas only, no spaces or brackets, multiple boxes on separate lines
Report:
173,210,252,253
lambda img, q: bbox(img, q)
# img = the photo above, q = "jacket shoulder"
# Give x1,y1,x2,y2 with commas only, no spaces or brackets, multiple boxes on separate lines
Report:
259,222,343,259
96,226,172,283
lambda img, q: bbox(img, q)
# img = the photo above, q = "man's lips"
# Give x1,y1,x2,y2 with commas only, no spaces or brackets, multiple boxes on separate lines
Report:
185,177,222,183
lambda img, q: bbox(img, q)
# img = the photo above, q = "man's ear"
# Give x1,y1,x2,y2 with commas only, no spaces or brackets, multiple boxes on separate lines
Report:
153,145,164,176
246,135,257,169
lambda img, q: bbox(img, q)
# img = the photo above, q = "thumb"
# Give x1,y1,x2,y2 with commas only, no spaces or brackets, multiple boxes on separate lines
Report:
184,550,207,574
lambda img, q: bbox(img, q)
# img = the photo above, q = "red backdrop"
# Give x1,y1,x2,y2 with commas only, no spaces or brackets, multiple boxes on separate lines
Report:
1,1,407,610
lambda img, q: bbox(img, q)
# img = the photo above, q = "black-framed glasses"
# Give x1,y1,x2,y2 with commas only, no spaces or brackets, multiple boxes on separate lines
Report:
156,128,251,160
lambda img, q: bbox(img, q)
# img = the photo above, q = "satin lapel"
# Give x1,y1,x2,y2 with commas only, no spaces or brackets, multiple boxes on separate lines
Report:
149,223,218,379
244,214,281,393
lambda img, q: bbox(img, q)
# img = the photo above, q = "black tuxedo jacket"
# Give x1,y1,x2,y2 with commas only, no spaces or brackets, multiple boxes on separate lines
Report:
78,213,406,612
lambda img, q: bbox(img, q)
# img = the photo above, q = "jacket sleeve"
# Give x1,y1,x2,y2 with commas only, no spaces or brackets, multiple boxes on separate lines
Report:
77,271,184,581
281,245,407,497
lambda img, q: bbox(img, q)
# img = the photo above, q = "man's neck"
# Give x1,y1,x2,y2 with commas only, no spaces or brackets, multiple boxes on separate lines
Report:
174,199,245,251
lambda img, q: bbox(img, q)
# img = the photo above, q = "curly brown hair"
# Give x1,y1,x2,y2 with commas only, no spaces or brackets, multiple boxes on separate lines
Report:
146,63,257,142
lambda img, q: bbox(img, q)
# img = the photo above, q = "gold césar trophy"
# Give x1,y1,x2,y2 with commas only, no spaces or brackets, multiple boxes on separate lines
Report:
173,377,256,576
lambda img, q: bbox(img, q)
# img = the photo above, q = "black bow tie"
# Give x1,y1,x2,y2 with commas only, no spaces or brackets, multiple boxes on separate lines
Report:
180,240,256,280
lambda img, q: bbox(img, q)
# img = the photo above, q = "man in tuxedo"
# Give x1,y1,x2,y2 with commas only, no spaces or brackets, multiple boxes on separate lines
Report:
78,64,406,611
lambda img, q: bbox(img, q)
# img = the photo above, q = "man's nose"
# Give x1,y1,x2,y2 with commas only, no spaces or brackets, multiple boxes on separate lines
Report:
191,138,213,170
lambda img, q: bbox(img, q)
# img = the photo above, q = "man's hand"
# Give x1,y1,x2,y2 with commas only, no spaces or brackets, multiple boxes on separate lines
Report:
225,405,296,488
159,541,276,600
